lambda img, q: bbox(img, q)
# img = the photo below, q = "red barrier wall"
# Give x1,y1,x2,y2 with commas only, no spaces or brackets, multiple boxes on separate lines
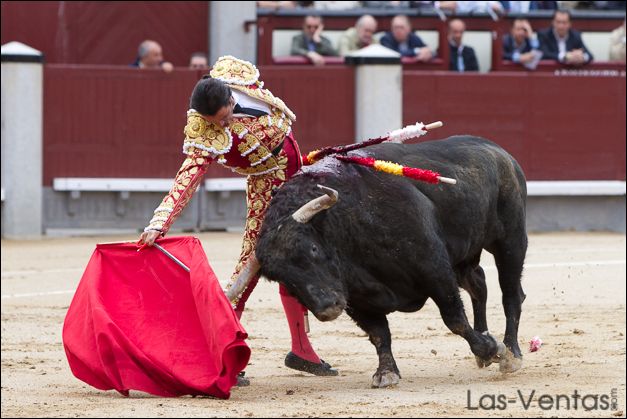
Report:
42,65,355,185
1,1,208,66
43,66,202,185
259,65,356,153
42,65,624,185
403,71,626,180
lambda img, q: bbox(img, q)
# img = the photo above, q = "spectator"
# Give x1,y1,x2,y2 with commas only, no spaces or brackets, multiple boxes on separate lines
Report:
313,1,360,9
189,52,209,70
503,18,543,69
594,1,626,10
439,1,504,14
380,15,433,61
538,9,593,65
131,40,173,72
290,15,337,65
412,1,443,9
556,1,582,8
499,1,558,13
338,15,379,56
256,1,297,9
609,20,626,62
362,1,412,7
559,1,625,10
448,19,479,71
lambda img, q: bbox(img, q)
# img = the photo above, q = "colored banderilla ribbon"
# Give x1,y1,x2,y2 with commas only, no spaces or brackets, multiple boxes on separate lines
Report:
303,121,443,165
334,155,457,185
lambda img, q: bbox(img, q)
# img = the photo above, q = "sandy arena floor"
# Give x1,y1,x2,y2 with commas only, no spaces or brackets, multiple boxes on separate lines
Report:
1,231,625,418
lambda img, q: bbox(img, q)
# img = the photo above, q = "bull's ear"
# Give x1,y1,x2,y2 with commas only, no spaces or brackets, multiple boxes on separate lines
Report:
292,185,339,223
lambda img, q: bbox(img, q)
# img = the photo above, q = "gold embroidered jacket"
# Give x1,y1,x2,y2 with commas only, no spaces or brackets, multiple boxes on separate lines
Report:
145,56,296,235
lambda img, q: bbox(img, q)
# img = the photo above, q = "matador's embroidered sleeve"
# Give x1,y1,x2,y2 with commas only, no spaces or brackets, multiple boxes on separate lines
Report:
144,149,212,235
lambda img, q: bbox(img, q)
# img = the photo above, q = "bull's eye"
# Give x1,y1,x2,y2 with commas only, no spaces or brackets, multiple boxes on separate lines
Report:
311,244,318,256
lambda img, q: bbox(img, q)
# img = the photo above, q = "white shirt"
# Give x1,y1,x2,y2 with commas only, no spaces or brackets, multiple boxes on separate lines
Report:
553,29,590,63
554,30,569,61
232,89,271,116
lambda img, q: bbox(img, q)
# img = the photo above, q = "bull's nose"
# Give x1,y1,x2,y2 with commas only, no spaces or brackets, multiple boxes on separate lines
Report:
314,303,344,322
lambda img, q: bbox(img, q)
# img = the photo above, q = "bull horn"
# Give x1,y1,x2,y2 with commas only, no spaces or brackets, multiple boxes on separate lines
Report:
225,255,260,303
292,184,339,223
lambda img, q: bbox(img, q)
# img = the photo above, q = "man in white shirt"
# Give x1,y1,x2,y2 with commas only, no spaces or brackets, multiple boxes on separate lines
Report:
538,9,593,66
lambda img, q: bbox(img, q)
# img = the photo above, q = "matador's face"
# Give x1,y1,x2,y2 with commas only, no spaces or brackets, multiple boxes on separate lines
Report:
202,96,235,126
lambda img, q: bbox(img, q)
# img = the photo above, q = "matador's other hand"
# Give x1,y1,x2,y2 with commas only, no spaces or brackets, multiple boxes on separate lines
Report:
138,230,161,248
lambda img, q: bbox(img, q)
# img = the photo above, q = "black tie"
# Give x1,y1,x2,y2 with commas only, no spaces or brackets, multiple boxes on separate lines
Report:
233,103,268,117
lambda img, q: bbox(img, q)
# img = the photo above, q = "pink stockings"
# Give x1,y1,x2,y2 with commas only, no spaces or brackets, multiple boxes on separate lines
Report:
235,284,321,364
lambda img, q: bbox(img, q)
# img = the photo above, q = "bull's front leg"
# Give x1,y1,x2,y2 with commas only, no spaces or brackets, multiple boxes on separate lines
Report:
348,309,400,388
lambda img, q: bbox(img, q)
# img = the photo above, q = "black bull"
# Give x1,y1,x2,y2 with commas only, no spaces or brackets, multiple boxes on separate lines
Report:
256,136,528,387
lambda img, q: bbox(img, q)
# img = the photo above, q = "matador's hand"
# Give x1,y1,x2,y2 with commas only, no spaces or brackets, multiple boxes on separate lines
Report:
138,230,161,248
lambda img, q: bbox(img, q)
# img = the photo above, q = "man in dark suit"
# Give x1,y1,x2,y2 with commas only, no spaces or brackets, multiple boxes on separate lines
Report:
448,19,479,72
380,15,433,61
503,19,538,60
538,9,593,66
503,18,543,68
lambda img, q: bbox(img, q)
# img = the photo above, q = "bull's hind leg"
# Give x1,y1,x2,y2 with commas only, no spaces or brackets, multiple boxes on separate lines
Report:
459,266,493,368
348,309,400,388
430,273,505,367
459,265,489,334
492,239,527,373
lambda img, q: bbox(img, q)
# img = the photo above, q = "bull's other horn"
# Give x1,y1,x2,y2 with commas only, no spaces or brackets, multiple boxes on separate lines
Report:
292,184,339,223
225,255,260,302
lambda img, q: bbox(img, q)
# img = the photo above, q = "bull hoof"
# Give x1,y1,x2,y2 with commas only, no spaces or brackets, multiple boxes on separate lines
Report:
371,370,400,388
475,356,493,368
498,349,523,374
475,332,506,369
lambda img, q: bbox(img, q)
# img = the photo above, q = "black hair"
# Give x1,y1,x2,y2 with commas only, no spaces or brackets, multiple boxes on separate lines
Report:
189,77,232,116
553,8,572,21
190,51,207,60
304,14,323,24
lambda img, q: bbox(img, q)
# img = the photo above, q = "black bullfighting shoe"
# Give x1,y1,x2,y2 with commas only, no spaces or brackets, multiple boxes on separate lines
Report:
236,371,250,387
284,352,339,376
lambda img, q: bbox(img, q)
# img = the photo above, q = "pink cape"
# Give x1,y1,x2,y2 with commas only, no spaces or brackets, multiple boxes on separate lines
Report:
62,236,250,398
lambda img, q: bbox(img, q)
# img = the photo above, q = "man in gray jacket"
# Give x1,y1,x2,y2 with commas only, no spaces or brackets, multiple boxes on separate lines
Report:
291,15,338,65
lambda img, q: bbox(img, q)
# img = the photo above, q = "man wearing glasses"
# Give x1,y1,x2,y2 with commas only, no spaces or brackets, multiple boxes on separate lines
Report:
290,15,338,65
